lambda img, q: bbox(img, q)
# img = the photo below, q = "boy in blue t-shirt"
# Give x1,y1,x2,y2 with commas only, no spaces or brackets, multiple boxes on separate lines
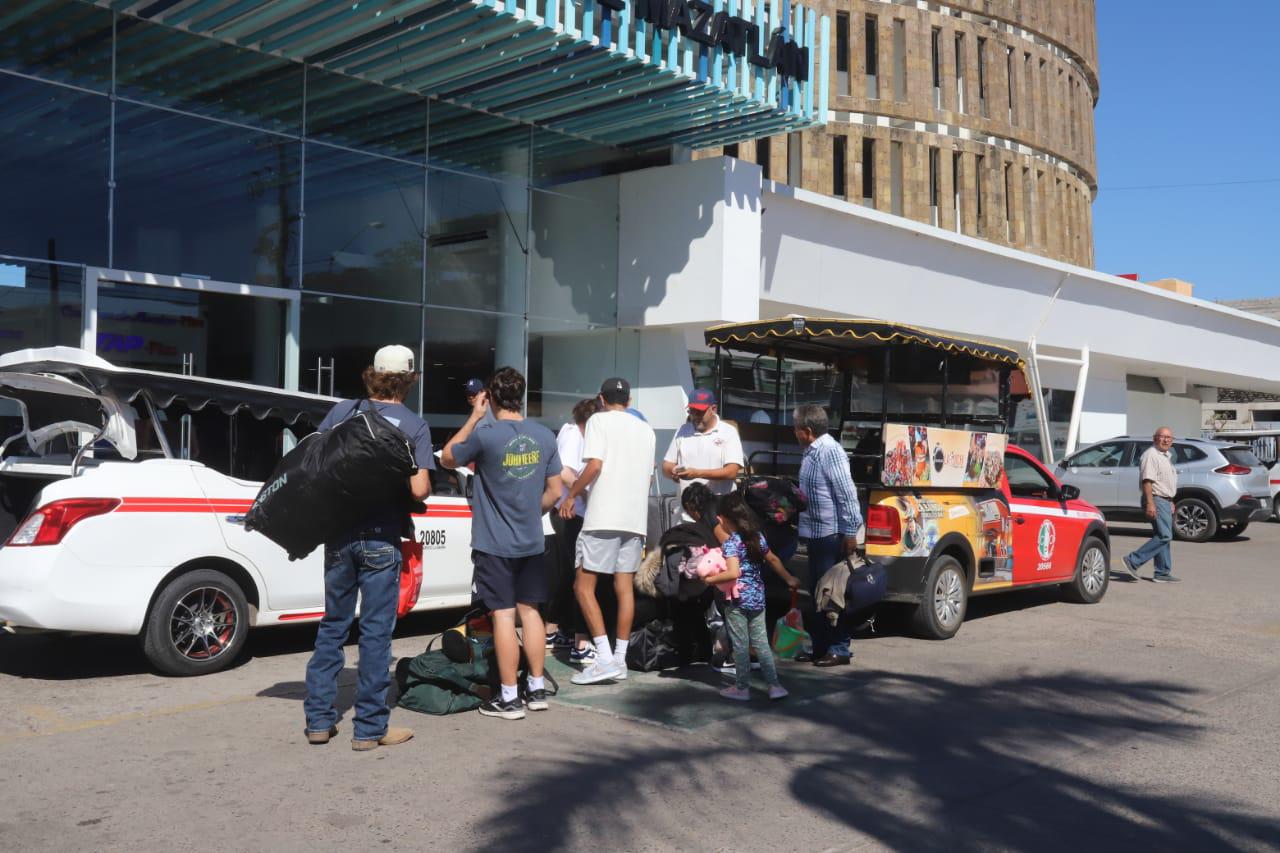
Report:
443,367,562,720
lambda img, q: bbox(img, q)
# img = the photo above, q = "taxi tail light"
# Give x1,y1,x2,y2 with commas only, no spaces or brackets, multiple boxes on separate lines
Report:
1214,464,1251,476
865,505,902,545
6,498,121,546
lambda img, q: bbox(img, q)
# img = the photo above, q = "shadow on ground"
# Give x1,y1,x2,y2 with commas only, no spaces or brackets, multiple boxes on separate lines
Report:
476,668,1280,851
0,608,466,680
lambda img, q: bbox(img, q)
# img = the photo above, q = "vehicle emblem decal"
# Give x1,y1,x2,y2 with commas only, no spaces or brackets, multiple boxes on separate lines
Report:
1037,519,1056,561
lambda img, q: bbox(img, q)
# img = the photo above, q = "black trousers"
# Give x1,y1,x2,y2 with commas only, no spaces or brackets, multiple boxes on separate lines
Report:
545,512,585,634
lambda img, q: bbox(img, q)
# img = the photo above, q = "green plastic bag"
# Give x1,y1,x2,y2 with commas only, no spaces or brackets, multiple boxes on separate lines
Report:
771,592,810,660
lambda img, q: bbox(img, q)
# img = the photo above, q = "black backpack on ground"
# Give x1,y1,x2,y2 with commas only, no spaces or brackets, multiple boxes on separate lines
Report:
626,618,682,672
245,400,418,560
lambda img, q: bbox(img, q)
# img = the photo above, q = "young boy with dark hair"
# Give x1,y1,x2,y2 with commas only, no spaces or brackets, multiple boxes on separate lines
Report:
443,367,562,719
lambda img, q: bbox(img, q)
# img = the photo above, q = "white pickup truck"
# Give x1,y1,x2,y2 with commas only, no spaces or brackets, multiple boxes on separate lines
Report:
0,347,479,675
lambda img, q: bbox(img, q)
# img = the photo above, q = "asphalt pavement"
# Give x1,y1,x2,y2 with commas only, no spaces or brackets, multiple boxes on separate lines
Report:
2,522,1279,852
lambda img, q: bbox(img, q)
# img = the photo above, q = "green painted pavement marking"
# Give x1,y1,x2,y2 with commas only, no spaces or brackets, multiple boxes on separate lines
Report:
543,655,858,731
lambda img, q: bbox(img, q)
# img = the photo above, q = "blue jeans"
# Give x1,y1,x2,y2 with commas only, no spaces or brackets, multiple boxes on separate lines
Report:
802,535,851,657
304,527,401,742
1127,496,1173,578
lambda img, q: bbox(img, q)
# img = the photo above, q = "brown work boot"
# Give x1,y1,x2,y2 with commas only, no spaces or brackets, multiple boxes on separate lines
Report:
351,727,414,752
305,726,338,745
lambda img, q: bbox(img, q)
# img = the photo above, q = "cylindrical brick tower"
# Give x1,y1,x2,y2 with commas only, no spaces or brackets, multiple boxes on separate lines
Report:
701,0,1097,267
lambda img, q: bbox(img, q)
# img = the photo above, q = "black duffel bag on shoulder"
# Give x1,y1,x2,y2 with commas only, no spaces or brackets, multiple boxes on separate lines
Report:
244,400,417,560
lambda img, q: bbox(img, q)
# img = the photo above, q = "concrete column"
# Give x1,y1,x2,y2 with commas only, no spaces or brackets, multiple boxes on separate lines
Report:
495,149,528,372
959,150,978,236
938,23,956,114
253,201,284,387
874,132,893,212
937,140,956,232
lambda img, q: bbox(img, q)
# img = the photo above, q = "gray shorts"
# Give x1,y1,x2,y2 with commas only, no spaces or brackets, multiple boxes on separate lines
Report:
575,530,644,575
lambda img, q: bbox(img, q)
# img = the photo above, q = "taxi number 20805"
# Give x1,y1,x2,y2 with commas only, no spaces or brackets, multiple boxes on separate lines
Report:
416,529,447,549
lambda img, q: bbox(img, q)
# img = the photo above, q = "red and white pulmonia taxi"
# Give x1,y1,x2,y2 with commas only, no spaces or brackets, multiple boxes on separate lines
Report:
0,347,476,675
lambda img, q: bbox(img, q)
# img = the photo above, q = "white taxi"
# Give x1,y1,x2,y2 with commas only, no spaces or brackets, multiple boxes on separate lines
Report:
0,347,476,675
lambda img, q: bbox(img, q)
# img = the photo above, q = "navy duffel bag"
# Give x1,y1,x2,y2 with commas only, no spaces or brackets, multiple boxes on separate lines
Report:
245,400,417,560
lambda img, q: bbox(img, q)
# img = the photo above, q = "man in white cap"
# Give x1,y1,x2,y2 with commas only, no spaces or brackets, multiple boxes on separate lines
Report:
303,344,434,751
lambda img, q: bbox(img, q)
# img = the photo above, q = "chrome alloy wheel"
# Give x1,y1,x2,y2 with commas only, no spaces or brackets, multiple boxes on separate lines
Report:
1175,503,1210,539
933,567,964,629
170,587,238,662
1081,546,1107,596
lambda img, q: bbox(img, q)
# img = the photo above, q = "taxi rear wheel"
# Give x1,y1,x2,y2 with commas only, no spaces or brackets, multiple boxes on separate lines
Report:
911,555,967,640
1062,537,1109,604
142,569,249,677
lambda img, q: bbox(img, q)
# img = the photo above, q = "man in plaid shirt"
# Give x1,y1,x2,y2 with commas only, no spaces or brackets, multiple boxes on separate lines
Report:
792,404,863,667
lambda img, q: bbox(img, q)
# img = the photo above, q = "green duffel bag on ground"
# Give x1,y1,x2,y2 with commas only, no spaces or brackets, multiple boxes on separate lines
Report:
395,635,493,716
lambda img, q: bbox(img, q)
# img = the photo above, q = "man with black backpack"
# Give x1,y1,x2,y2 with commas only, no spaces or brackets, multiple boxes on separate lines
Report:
303,345,433,752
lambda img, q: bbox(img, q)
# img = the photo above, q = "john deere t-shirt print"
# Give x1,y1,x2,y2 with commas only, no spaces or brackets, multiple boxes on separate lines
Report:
451,417,560,558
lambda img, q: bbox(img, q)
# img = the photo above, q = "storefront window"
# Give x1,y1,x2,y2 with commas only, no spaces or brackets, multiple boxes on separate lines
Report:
530,125,663,188
429,102,530,183
0,260,83,351
527,322,626,429
300,293,424,403
113,103,301,287
307,68,426,160
115,15,303,135
0,75,110,267
0,0,112,91
96,280,286,387
528,185,619,328
299,143,425,302
424,309,523,428
427,168,528,314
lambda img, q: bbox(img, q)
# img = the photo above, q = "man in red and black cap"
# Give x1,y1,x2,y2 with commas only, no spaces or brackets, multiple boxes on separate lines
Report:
662,388,744,507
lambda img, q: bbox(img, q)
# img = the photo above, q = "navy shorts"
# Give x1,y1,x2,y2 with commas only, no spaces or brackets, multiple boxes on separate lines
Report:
471,550,548,611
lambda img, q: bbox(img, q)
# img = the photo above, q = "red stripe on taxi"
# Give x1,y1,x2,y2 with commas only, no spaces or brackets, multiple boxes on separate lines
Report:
278,612,325,622
114,497,472,518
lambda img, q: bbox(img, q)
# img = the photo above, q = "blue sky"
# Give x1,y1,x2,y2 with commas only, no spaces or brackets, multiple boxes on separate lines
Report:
1092,2,1278,302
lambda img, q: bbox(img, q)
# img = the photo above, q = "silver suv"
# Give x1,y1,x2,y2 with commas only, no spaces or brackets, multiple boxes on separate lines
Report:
1054,436,1272,542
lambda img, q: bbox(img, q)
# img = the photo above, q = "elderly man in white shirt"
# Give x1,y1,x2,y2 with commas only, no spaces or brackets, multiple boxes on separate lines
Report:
1121,427,1180,583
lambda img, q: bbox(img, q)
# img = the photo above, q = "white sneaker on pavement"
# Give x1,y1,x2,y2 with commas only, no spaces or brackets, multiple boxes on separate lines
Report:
768,685,789,701
571,659,623,685
613,656,628,680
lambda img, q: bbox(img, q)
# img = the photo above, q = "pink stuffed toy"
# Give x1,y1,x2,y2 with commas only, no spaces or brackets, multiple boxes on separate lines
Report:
686,547,740,599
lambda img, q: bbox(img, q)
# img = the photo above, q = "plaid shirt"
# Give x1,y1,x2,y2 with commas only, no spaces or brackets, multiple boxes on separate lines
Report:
798,433,863,539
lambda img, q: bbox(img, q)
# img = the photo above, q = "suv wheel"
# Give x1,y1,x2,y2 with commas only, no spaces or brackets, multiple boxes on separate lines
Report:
1173,497,1217,543
1213,521,1248,540
142,569,250,676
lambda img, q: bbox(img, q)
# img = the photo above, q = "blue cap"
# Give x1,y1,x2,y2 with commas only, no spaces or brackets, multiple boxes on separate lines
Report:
688,388,716,410
464,378,484,395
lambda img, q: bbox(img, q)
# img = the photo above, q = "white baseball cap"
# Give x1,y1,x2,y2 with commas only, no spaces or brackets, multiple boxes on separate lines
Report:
373,344,416,374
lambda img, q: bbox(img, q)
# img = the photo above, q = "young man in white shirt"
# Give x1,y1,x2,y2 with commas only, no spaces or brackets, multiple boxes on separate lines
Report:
559,377,656,685
662,389,744,508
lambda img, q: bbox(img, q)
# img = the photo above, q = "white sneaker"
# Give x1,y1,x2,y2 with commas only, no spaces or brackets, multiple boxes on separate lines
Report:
613,656,628,680
768,685,789,701
571,659,623,685
719,686,751,701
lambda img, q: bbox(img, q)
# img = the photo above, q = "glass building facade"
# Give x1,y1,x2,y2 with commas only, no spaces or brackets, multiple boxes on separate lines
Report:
0,1,661,435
